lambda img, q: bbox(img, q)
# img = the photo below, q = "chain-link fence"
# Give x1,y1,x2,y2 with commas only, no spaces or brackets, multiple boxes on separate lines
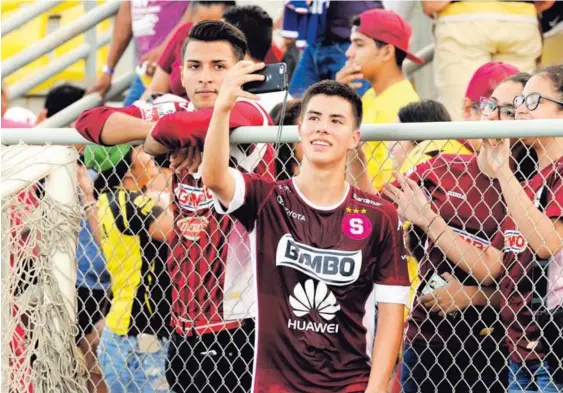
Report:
2,127,563,393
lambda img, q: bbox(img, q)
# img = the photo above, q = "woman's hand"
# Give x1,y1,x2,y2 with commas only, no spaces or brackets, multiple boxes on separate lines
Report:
382,171,436,229
418,273,474,316
481,138,512,178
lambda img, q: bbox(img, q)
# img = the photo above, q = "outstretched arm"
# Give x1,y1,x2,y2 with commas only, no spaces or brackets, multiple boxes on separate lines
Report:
202,61,266,207
75,100,188,146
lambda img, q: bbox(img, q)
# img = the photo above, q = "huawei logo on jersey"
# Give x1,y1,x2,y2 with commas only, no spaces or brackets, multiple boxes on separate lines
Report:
503,230,527,253
175,184,214,212
276,234,362,286
289,279,340,321
287,279,341,334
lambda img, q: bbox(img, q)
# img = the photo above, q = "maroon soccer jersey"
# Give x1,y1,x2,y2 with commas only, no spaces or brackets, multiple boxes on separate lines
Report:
76,96,276,334
215,169,410,393
492,156,563,362
404,155,506,349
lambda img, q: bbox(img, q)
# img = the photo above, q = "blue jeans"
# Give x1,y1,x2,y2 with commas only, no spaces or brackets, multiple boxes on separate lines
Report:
288,42,370,98
123,75,146,106
508,359,563,392
98,327,169,393
401,342,507,393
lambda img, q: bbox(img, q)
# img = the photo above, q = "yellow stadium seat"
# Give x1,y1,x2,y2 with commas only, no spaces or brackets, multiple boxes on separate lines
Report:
1,0,32,14
1,8,50,89
51,2,111,87
1,1,111,95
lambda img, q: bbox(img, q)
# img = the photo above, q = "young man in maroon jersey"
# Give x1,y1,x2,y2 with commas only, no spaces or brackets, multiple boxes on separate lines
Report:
75,20,275,393
202,74,410,393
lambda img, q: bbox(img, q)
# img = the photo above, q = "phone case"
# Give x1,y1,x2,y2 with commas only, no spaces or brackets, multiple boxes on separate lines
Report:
243,63,287,94
420,272,448,295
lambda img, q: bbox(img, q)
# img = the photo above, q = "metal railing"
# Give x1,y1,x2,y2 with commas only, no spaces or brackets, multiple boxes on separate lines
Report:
0,1,64,37
2,119,563,146
1,0,120,78
8,31,113,100
35,72,136,129
403,44,434,76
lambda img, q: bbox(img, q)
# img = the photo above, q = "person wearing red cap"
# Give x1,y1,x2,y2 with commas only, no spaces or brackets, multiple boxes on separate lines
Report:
422,0,552,121
336,8,421,191
398,61,521,167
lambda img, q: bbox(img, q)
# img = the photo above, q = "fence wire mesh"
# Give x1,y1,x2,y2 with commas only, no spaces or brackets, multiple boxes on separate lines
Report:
1,137,562,393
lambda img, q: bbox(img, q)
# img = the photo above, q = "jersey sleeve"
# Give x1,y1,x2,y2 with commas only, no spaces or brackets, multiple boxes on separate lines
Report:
75,100,188,145
123,192,164,236
213,168,276,232
372,203,411,305
75,105,142,145
151,101,271,150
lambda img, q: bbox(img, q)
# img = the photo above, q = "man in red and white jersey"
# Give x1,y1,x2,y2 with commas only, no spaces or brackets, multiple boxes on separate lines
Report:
75,20,275,393
202,75,410,393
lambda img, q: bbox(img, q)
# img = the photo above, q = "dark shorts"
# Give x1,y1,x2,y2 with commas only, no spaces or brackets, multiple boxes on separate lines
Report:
76,286,110,341
166,319,255,393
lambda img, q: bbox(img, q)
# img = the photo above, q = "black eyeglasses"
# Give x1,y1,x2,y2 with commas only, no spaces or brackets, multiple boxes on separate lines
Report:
479,97,516,119
513,92,563,111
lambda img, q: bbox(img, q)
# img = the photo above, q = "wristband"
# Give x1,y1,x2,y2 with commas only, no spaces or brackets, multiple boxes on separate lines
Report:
102,65,115,75
83,200,97,211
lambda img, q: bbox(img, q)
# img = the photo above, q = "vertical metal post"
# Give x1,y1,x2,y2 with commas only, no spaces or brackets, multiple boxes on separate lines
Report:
83,0,98,85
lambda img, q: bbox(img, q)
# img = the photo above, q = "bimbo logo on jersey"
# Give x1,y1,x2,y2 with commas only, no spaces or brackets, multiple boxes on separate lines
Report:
451,228,489,250
276,234,362,286
503,230,527,253
175,184,214,212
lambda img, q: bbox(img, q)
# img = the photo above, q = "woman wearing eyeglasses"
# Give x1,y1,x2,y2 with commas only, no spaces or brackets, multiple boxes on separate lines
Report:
478,65,563,392
393,66,563,392
384,72,531,393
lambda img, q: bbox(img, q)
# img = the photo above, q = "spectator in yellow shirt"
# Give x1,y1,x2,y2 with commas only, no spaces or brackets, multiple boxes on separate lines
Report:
336,9,422,190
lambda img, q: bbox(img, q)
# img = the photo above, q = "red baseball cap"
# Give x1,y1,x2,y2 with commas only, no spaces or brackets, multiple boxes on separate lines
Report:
355,9,424,65
465,62,520,102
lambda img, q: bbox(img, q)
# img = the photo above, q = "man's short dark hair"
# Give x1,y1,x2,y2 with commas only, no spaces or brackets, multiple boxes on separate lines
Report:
222,5,273,62
181,20,247,62
398,100,451,145
398,100,451,124
301,80,363,128
352,17,406,68
44,84,85,118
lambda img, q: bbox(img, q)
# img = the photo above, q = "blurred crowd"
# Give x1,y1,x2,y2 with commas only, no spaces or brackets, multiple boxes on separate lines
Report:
3,1,563,393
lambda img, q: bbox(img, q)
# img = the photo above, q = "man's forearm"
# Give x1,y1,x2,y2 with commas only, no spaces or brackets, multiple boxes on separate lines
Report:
102,112,153,145
366,303,404,393
144,132,170,156
423,215,503,284
106,1,133,68
202,107,235,205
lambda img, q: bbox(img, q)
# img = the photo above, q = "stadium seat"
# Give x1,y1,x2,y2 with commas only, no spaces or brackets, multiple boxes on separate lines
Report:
1,8,50,90
1,0,110,94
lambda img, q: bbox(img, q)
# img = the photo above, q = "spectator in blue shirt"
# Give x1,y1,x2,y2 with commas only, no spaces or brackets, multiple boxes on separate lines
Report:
282,0,382,97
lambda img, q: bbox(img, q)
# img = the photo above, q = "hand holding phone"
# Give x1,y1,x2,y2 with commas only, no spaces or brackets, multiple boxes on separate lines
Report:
242,62,288,94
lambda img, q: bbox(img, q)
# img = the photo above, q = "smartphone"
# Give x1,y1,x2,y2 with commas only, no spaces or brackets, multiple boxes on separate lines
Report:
242,63,288,94
420,272,448,295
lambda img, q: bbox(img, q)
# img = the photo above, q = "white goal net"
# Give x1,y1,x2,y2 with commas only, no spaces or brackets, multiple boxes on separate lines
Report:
1,144,87,393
